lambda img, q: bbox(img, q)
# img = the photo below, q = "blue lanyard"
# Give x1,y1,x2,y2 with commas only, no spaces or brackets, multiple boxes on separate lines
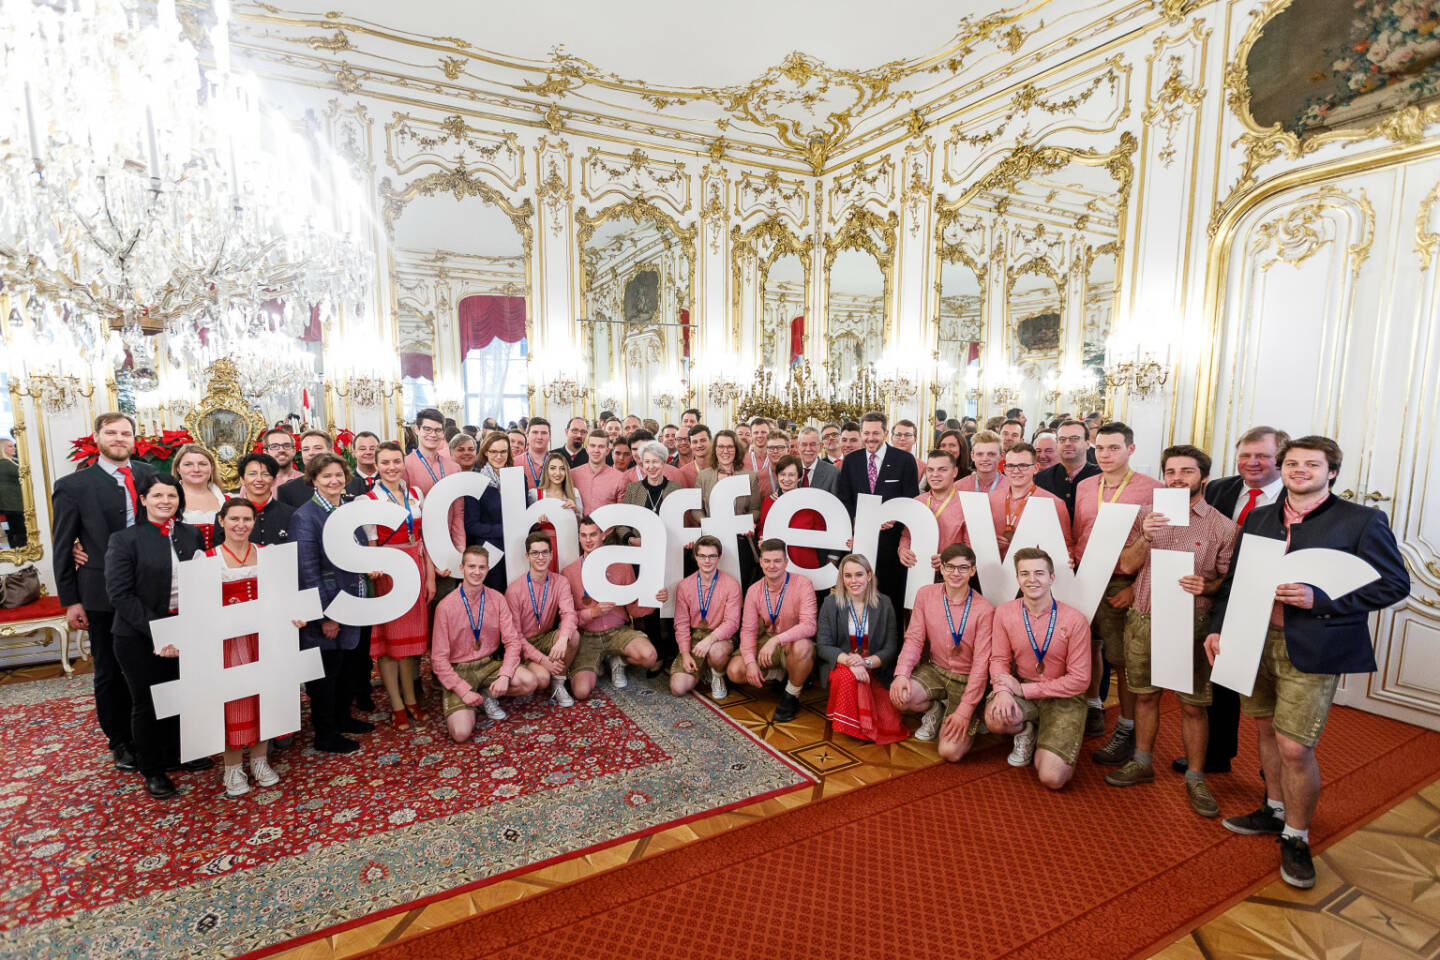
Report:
416,451,445,485
846,599,869,654
1023,599,1058,673
943,589,975,646
376,481,414,540
460,585,486,647
763,573,789,628
697,571,719,622
526,572,550,627
524,452,543,487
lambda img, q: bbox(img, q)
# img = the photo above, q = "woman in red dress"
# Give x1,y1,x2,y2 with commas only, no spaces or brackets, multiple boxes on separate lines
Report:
366,441,439,730
210,499,291,797
759,455,823,570
817,554,907,745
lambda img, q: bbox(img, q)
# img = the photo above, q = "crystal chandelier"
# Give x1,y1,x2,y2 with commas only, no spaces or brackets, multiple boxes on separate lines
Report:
0,0,375,378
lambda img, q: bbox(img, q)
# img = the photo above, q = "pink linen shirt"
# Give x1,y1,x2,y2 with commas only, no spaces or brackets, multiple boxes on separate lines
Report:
739,574,817,665
1072,469,1163,562
988,485,1074,564
570,462,628,510
517,448,550,493
898,584,995,724
674,570,743,654
404,448,464,550
988,597,1091,700
561,555,650,633
431,584,526,691
898,486,969,556
504,570,579,640
1131,499,1236,615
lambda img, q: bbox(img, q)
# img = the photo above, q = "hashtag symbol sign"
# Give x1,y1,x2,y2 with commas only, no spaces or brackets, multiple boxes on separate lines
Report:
150,543,325,763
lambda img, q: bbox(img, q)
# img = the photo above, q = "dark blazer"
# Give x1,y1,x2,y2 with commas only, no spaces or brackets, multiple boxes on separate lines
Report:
289,497,369,651
815,593,900,685
1210,493,1410,675
799,457,839,495
619,478,684,545
836,445,920,517
212,497,294,547
551,445,588,470
345,472,379,498
1203,474,1247,518
104,521,205,640
276,476,313,508
463,478,509,590
1035,461,1101,520
52,461,158,611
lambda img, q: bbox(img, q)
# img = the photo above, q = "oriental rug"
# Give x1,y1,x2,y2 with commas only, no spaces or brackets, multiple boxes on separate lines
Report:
0,674,814,960
361,704,1440,960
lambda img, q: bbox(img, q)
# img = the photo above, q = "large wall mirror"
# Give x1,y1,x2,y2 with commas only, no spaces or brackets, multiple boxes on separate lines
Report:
577,199,695,418
823,209,896,390
0,373,42,565
387,182,533,427
934,211,986,418
761,252,806,374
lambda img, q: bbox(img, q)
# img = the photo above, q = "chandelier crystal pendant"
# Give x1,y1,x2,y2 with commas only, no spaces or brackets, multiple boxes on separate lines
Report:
0,0,376,382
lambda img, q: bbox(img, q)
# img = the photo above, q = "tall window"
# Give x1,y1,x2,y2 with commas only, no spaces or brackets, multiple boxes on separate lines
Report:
464,338,527,427
401,378,435,423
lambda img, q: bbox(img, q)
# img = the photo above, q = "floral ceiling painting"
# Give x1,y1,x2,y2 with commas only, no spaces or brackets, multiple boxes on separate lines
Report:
1247,0,1440,137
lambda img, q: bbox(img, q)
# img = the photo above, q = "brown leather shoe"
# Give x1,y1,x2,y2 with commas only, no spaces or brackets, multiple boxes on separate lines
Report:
1103,759,1154,787
1186,777,1220,818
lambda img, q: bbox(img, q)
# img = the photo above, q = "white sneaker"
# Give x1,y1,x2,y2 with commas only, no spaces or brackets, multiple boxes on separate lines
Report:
608,655,629,689
550,678,575,708
482,697,508,721
223,764,250,798
1007,721,1037,767
708,669,728,700
915,700,945,741
250,754,280,788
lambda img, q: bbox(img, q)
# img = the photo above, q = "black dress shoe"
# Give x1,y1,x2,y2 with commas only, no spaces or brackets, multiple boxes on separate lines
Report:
314,735,361,754
340,717,374,734
773,692,801,723
144,773,177,798
270,735,294,752
112,745,138,772
166,757,215,772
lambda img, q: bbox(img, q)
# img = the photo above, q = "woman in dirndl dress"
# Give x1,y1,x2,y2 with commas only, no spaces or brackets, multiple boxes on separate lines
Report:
367,441,439,730
817,553,907,745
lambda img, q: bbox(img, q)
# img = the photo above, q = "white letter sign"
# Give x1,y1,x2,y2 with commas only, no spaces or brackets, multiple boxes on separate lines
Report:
762,488,854,591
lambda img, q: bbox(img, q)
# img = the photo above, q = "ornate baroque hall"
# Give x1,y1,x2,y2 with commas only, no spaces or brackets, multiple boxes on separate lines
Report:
3,0,1440,957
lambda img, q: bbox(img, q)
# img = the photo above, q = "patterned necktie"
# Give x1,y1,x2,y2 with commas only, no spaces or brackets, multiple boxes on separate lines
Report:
867,452,878,493
1237,487,1263,527
802,466,811,488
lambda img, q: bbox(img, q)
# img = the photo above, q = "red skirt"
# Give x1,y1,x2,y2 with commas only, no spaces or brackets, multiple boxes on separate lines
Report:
826,666,908,745
220,576,260,749
370,537,431,659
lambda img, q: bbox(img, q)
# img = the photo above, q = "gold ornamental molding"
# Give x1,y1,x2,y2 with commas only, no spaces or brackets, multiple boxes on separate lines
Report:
1212,0,1440,236
1005,256,1068,312
0,381,43,567
1416,180,1440,270
1251,186,1375,279
730,215,812,323
934,206,989,281
183,359,270,490
823,207,899,343
574,196,697,301
936,132,1138,216
581,147,691,216
378,162,536,257
383,112,525,188
733,170,810,229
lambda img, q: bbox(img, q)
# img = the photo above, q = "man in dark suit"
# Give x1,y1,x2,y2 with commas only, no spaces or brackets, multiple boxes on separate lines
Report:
277,430,333,507
795,427,839,494
345,431,381,496
51,412,156,771
1035,418,1100,520
837,411,920,615
1205,435,1409,890
1175,425,1289,777
551,416,589,469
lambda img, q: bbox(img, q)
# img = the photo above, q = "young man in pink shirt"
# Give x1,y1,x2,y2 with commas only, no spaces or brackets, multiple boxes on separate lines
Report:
965,430,1003,493
504,531,582,709
405,408,459,496
898,450,968,573
1072,421,1163,761
670,535,743,700
1108,445,1235,818
891,543,995,761
985,547,1092,790
562,516,664,699
517,418,552,493
728,538,818,723
432,547,555,742
571,430,627,509
989,442,1073,564
678,425,710,488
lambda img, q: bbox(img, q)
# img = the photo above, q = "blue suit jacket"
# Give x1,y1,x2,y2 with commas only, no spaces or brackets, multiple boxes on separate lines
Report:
289,497,369,651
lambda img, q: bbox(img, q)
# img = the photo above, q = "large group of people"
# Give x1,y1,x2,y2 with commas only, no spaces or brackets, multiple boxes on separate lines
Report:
49,402,1410,892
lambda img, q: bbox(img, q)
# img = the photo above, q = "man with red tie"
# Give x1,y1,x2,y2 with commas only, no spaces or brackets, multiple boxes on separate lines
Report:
52,413,157,772
836,411,921,617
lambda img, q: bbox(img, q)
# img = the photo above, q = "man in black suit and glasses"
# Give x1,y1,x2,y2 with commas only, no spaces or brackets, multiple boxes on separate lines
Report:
1174,425,1289,777
51,412,156,773
837,411,920,615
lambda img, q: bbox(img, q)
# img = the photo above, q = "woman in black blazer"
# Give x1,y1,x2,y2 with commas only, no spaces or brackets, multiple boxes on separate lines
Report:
464,431,511,591
105,473,208,798
816,554,907,745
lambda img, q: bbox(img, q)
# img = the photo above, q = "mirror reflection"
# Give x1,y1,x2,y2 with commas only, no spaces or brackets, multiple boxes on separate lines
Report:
826,248,885,386
761,253,805,372
0,372,26,553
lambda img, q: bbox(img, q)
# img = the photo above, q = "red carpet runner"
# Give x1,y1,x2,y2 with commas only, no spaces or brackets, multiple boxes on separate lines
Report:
360,705,1440,960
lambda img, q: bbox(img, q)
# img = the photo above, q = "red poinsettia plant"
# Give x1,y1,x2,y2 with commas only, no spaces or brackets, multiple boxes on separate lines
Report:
69,428,195,472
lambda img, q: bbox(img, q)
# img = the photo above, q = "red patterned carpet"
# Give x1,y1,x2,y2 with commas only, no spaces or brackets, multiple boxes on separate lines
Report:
361,704,1440,960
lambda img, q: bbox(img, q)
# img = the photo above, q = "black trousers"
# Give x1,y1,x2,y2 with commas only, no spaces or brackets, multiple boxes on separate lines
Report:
86,609,134,752
112,630,180,776
345,630,374,705
874,527,908,621
1207,684,1241,766
308,643,372,739
1,511,25,547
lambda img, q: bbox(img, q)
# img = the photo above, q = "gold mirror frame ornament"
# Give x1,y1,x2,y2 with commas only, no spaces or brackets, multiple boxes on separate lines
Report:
183,359,268,490
1212,0,1440,235
823,207,899,352
0,382,44,567
731,215,812,350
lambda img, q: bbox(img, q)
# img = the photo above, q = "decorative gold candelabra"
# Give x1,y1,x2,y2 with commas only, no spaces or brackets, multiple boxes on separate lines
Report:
15,373,94,413
331,376,402,407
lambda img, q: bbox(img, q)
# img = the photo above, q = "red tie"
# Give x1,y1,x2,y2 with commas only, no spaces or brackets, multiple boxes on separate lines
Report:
116,466,139,519
801,466,811,488
1237,487,1262,527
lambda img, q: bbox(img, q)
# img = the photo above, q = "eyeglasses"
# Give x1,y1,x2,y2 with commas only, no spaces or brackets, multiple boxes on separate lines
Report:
941,562,973,574
418,425,444,435
265,442,294,451
695,552,720,561
527,549,552,557
1004,462,1035,472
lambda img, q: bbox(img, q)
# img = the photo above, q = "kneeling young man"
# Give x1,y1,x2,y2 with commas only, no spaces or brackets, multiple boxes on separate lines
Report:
985,547,1092,790
505,531,582,708
562,515,663,699
671,535,742,699
432,547,554,742
891,543,995,761
728,538,818,723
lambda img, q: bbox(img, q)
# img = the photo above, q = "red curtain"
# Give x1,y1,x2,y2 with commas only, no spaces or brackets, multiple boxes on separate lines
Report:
680,308,691,358
400,352,433,380
458,295,526,353
789,316,805,366
967,341,981,364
